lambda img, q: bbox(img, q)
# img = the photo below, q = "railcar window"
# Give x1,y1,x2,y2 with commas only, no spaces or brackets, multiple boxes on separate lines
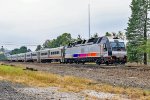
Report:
41,53,48,55
27,55,30,57
57,51,59,54
51,51,60,55
32,54,37,56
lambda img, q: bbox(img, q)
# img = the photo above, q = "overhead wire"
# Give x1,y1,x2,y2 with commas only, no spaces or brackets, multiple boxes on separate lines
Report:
0,43,39,47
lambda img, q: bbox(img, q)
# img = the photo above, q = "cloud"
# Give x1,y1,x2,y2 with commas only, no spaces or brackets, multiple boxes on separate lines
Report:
0,0,131,50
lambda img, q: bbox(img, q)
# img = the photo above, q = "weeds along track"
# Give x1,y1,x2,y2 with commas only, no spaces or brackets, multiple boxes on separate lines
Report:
2,61,150,90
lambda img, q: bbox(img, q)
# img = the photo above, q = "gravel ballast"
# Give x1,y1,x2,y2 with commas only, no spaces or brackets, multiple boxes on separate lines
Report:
6,62,150,90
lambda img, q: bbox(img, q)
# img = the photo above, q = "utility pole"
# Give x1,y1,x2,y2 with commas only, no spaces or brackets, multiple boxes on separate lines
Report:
88,0,91,39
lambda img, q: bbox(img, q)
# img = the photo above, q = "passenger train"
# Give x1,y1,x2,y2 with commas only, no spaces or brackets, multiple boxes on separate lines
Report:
7,36,127,65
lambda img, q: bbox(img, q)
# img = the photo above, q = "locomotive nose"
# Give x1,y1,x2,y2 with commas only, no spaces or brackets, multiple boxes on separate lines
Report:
112,51,127,58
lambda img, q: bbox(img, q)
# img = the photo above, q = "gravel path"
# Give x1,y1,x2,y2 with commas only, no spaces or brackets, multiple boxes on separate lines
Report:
0,81,130,100
0,81,85,100
2,62,150,90
0,81,38,100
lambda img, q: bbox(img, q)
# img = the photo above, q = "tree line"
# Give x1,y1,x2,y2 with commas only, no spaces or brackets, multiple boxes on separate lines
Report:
10,46,31,55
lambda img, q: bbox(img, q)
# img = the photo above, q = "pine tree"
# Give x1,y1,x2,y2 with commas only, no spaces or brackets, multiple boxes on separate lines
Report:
142,0,150,65
126,0,150,64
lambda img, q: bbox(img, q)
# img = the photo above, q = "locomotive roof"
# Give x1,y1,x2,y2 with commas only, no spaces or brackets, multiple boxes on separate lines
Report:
67,37,105,48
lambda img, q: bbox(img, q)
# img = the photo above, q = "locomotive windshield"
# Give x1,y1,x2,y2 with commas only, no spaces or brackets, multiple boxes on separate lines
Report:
110,42,126,51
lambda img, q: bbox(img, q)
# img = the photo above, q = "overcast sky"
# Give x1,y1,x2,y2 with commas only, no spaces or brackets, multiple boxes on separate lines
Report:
0,0,131,51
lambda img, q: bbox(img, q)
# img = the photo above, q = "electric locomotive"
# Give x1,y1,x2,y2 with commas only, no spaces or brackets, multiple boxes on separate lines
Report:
65,36,127,65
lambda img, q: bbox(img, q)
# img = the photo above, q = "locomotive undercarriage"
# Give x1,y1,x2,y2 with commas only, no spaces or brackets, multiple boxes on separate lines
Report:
64,56,127,65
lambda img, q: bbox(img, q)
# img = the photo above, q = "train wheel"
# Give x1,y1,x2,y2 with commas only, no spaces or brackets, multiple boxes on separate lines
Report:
82,62,85,65
98,62,101,65
96,60,101,65
105,61,109,66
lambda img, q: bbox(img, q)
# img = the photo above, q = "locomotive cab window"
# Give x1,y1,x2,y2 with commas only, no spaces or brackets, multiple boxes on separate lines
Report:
110,42,126,51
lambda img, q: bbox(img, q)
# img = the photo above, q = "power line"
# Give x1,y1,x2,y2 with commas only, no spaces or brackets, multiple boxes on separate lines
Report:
0,43,38,46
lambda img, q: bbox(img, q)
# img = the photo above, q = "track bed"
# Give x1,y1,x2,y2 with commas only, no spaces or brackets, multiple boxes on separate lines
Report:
3,62,150,90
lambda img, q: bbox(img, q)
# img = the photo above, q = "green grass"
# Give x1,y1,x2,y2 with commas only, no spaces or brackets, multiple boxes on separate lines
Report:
0,64,150,99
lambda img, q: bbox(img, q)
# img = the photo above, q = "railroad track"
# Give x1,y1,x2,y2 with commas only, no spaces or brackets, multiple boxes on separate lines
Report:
3,61,150,71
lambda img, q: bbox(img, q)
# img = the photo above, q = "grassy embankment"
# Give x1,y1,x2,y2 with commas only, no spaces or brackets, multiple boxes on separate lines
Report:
0,64,150,99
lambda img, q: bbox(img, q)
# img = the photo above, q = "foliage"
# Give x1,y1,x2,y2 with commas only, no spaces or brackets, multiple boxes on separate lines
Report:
27,49,31,52
139,39,150,62
117,31,126,40
35,45,42,51
11,46,31,55
77,34,82,41
0,46,4,52
105,31,126,40
91,33,99,38
126,0,150,64
105,32,112,37
43,33,74,48
0,54,7,61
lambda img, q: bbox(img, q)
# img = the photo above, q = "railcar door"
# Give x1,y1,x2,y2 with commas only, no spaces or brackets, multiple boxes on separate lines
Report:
100,44,108,56
37,52,40,63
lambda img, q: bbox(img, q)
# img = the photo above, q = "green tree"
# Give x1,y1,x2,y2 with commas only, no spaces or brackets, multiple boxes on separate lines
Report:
126,0,150,64
43,33,73,48
118,31,125,40
0,46,6,60
19,46,28,53
11,46,29,54
140,39,150,62
77,34,82,41
148,40,150,62
43,40,51,48
11,48,20,54
35,45,42,51
0,46,4,52
27,49,32,52
93,33,99,38
0,54,6,61
105,32,112,37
